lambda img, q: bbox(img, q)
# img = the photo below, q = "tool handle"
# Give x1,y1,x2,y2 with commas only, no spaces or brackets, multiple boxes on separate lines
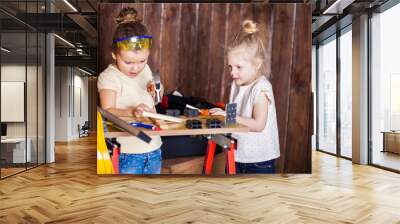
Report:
98,107,152,143
130,122,156,130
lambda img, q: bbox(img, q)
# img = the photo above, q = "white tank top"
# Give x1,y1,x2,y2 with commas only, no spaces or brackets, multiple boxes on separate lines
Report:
229,76,280,163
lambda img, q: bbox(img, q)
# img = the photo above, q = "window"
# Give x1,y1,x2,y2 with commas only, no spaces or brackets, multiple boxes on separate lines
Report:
0,1,47,179
370,2,400,171
339,27,352,158
317,35,337,154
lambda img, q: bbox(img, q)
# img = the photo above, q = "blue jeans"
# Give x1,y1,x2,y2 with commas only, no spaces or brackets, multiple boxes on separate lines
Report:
119,149,162,174
235,159,275,174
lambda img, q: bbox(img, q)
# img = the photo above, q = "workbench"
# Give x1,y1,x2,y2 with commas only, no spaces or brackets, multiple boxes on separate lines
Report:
104,115,249,175
106,115,249,137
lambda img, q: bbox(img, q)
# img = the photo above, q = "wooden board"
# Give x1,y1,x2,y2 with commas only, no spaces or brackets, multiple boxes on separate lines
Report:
106,115,249,137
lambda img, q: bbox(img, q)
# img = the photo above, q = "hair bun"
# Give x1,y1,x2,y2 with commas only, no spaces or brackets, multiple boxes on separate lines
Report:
242,20,258,34
116,7,140,24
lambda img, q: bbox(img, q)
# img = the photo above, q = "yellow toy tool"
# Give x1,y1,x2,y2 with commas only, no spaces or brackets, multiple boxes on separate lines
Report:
97,107,152,174
97,111,114,174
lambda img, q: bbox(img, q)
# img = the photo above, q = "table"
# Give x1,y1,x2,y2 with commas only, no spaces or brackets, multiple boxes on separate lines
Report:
1,138,32,164
382,131,400,154
106,115,249,137
104,115,250,175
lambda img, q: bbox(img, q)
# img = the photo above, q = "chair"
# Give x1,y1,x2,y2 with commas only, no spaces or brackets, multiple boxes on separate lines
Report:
78,121,90,138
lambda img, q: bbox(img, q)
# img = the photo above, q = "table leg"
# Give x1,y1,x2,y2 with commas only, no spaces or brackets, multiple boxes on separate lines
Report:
203,140,216,175
112,147,120,174
225,142,236,174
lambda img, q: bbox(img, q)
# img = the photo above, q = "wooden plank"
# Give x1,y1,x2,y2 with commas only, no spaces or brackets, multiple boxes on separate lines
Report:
179,3,198,96
206,3,227,102
193,3,212,98
253,3,273,76
222,3,241,102
142,111,184,123
284,4,312,173
98,3,120,72
159,4,181,93
270,4,296,172
241,2,253,21
144,3,162,72
88,77,98,131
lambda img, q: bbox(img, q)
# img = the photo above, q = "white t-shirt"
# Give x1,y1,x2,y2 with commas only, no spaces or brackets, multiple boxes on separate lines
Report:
229,76,280,163
98,64,162,154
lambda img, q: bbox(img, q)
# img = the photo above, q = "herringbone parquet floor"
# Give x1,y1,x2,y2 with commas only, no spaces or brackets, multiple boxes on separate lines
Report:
1,135,399,223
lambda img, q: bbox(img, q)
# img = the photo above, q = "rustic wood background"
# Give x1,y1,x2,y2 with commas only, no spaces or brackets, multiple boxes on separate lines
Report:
98,3,311,173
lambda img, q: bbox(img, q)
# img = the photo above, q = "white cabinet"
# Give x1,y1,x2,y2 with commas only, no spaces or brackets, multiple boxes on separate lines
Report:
1,138,32,163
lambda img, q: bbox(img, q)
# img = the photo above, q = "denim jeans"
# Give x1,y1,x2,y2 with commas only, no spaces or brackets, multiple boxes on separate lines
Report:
119,149,162,174
235,159,275,174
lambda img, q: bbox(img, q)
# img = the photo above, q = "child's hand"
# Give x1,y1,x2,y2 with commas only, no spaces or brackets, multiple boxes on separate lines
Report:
209,108,226,117
133,103,153,117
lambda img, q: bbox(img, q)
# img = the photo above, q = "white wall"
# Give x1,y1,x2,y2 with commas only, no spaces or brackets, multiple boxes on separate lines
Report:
1,64,46,164
1,65,26,139
1,65,39,138
55,66,69,141
54,67,89,141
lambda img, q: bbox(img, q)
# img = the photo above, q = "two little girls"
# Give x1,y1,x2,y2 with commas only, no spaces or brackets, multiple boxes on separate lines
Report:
99,7,279,174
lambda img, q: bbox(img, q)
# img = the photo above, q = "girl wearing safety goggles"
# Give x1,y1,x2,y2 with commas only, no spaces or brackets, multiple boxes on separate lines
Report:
98,7,163,175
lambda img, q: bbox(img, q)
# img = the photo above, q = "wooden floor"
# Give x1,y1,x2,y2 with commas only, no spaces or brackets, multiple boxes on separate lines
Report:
372,150,400,171
0,136,400,223
0,167,26,178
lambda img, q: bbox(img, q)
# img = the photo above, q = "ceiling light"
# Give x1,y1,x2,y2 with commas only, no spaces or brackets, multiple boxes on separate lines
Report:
1,47,11,53
63,0,78,12
54,34,75,48
323,0,355,15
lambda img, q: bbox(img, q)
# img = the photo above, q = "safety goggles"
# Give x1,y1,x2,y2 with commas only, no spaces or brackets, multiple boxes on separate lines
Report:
113,35,153,51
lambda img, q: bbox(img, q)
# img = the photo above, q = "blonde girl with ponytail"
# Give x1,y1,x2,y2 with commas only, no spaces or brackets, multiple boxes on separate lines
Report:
210,20,280,174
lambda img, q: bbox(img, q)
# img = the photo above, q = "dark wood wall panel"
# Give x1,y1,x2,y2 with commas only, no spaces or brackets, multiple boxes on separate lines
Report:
193,3,211,99
207,4,227,101
99,3,311,173
253,4,273,76
270,4,296,172
144,3,162,72
241,3,253,21
179,3,197,97
88,77,98,132
285,5,312,173
159,4,180,92
222,3,241,102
